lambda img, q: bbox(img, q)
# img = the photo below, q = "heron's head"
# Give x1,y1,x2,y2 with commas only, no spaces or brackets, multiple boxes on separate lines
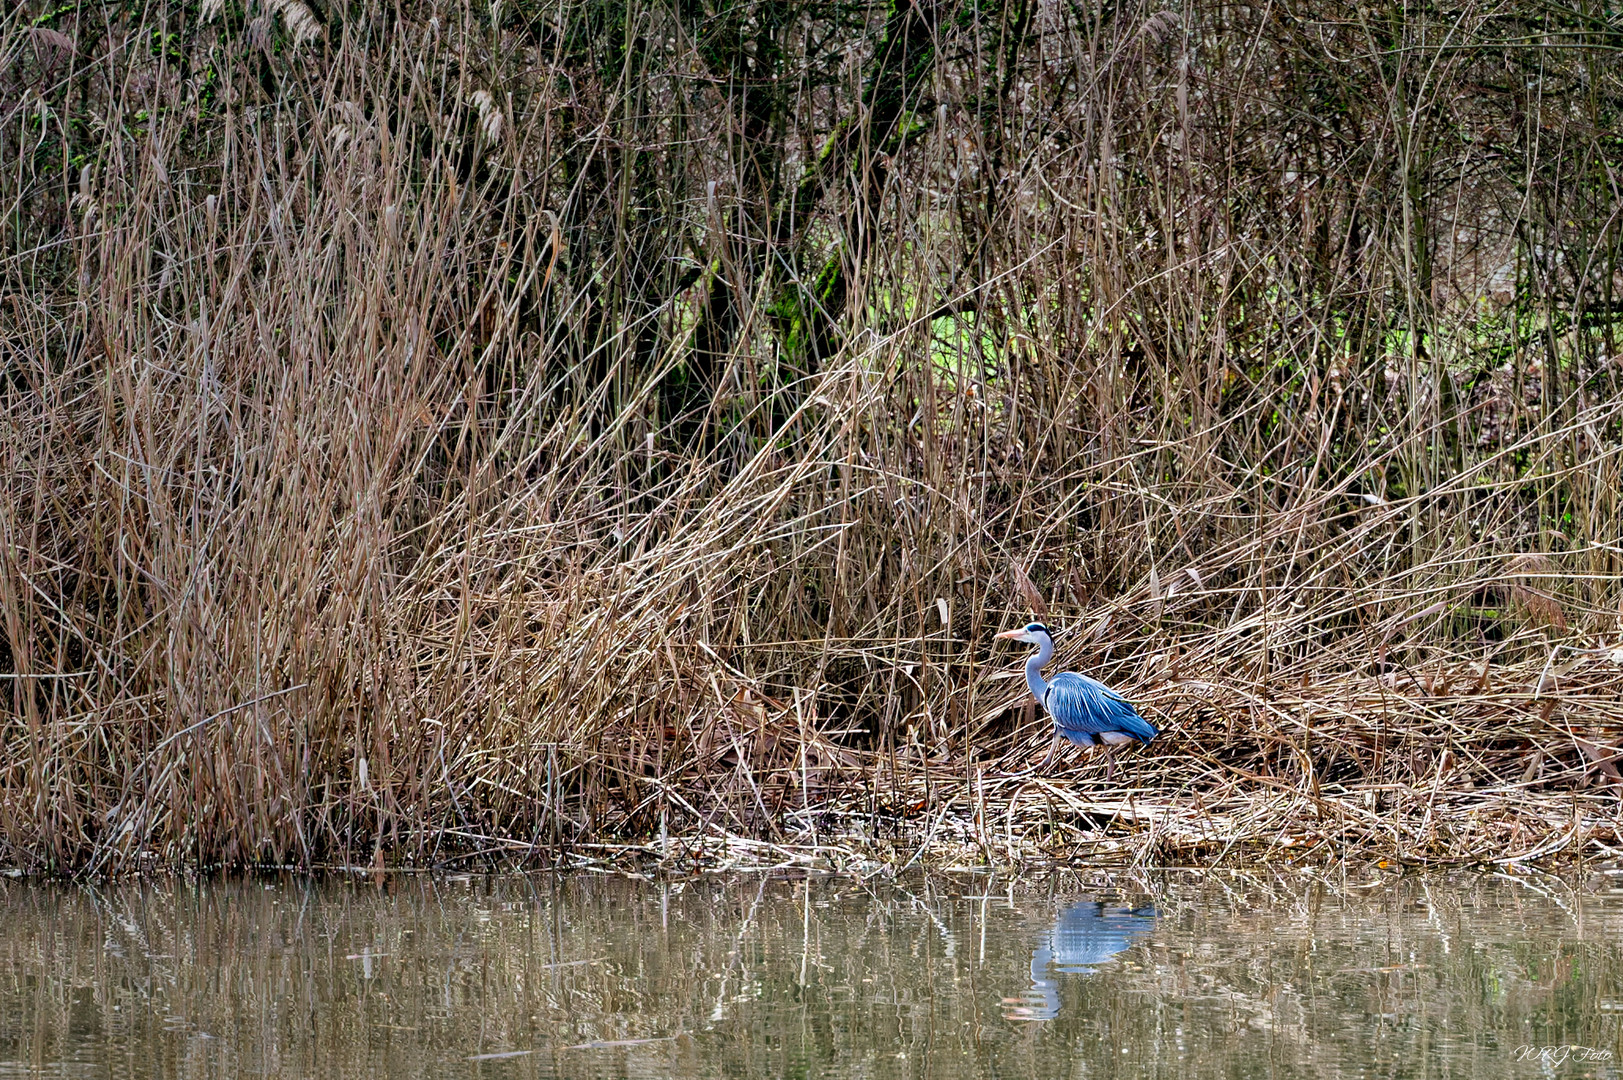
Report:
994,622,1052,646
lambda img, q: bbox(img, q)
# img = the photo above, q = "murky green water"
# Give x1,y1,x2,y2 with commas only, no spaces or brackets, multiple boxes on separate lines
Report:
3,869,1621,1078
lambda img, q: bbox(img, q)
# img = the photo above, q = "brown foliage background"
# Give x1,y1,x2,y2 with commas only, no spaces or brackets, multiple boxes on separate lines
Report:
2,0,1622,872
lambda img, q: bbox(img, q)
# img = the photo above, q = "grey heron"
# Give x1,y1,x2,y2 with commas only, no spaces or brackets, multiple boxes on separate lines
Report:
995,622,1157,767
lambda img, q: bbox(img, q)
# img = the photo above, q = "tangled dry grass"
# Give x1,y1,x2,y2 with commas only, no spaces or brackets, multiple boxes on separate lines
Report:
2,0,1621,875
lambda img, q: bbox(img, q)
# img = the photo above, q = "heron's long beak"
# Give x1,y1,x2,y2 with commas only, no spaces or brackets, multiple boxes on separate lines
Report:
993,629,1024,641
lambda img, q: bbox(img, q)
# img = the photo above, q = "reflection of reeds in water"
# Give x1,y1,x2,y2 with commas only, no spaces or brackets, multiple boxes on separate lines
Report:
2,3,1623,873
1,873,1620,1078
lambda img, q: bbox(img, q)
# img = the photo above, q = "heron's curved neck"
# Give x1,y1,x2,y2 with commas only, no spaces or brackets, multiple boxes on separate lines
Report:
1025,635,1054,701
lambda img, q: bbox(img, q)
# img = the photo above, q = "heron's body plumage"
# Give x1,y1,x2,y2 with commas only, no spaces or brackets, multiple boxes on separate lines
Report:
1043,672,1158,745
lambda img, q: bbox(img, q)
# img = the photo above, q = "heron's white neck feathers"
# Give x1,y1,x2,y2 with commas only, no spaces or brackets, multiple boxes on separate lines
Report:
1025,633,1054,702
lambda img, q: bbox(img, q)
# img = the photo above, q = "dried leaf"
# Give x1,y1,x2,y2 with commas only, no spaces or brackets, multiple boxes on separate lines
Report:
1009,560,1046,617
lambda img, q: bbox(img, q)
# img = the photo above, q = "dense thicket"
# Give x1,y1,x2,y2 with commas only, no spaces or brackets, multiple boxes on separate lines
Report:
3,0,1622,873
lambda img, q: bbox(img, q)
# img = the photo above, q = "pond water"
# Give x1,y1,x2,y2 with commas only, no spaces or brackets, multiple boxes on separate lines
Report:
2,868,1621,1078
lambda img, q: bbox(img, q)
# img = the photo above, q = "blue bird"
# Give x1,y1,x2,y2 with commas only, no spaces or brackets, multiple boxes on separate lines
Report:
995,621,1157,770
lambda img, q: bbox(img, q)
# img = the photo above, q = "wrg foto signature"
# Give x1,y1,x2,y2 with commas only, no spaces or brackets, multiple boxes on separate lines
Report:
1513,1045,1614,1064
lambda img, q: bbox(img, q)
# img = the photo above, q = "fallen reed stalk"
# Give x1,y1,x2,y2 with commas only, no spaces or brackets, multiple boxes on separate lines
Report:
1,0,1621,875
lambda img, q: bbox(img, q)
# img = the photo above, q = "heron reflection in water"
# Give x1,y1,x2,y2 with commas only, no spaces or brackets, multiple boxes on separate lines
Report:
1002,900,1156,1020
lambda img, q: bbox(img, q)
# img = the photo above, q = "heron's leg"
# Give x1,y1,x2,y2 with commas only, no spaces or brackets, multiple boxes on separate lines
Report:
1036,738,1060,772
1094,731,1135,783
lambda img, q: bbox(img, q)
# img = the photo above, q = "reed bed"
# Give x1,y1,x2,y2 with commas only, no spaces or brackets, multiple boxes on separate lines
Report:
1,0,1621,875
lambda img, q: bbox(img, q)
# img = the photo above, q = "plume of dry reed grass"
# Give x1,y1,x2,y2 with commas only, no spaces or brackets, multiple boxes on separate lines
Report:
1,0,1621,874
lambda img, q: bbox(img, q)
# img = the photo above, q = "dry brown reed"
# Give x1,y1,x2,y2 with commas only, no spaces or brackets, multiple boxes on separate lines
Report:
1,0,1621,875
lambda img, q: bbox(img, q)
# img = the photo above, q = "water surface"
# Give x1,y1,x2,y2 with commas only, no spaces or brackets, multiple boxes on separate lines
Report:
2,868,1621,1077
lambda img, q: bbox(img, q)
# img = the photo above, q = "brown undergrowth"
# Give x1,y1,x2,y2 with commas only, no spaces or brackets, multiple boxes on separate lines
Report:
2,1,1622,875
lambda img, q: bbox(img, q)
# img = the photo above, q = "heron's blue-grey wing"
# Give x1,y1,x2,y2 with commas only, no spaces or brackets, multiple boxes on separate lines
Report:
1043,672,1157,744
